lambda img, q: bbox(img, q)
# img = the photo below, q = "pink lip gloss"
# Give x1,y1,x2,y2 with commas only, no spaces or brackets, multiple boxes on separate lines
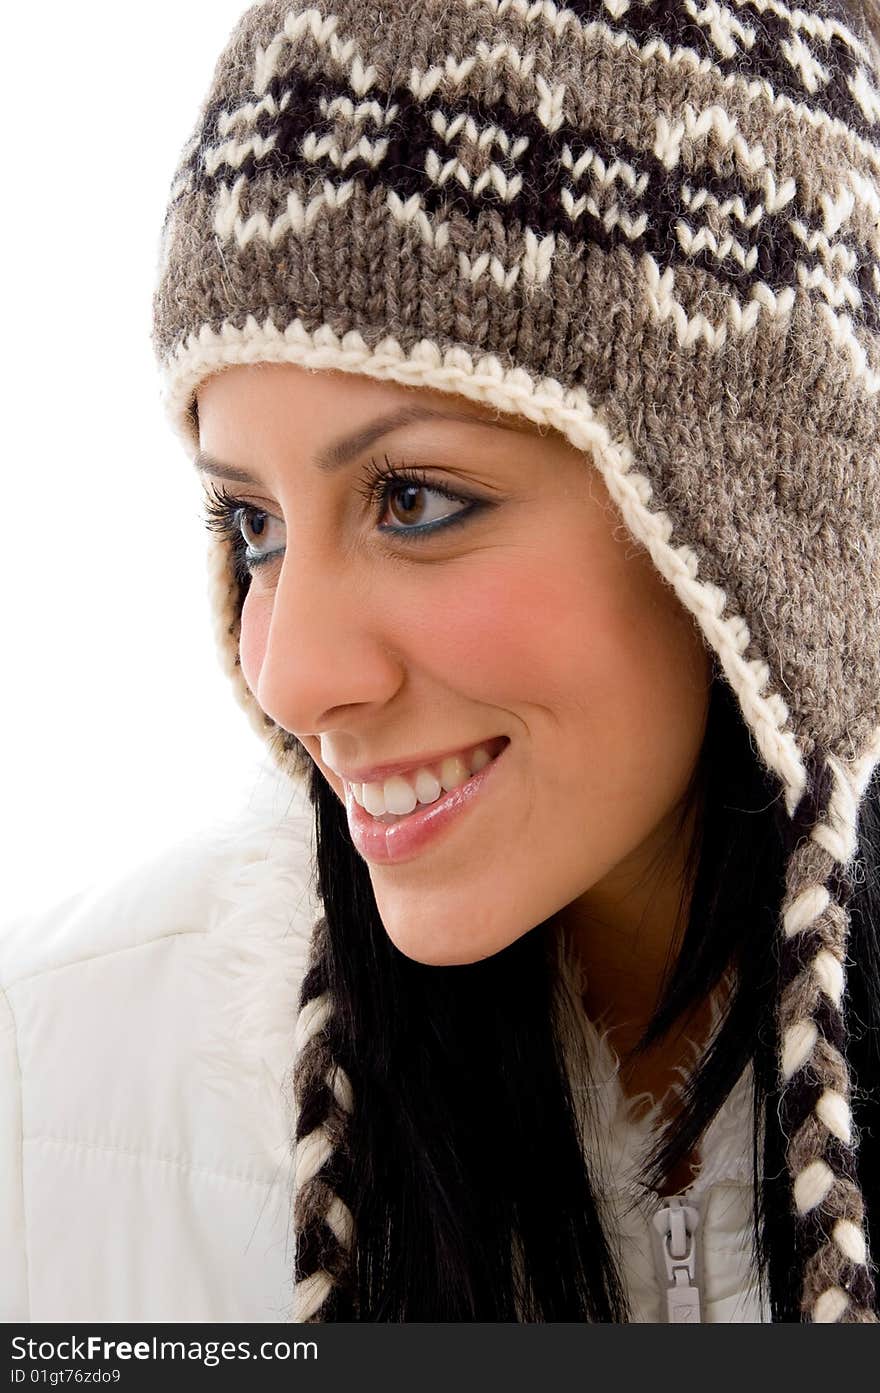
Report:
345,743,510,866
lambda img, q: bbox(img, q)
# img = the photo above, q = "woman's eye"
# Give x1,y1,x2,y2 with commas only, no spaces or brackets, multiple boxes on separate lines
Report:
243,477,474,553
203,463,486,581
239,506,284,560
381,481,469,531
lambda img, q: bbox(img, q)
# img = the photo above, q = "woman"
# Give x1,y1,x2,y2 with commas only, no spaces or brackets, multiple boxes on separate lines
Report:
3,0,880,1323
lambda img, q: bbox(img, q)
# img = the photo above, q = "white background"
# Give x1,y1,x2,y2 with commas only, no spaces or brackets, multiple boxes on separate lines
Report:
2,3,271,921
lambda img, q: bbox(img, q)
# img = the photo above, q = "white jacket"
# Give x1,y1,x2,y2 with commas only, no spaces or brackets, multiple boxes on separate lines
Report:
0,764,767,1323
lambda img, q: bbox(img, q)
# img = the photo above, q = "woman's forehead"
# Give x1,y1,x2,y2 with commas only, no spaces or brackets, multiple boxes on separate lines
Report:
197,360,543,430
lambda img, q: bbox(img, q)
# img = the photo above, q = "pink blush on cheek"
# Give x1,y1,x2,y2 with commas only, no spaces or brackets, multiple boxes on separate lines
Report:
438,562,596,691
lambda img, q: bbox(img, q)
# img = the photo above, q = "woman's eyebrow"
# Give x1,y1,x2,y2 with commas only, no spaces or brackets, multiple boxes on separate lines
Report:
194,404,538,484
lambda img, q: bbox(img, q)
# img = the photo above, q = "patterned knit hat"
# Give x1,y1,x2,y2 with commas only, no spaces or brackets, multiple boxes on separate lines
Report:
152,0,880,1322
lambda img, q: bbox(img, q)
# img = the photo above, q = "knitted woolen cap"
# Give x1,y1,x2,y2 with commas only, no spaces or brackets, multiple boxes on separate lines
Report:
152,0,880,1322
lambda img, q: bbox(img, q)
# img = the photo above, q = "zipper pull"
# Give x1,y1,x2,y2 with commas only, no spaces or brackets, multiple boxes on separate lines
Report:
652,1194,702,1323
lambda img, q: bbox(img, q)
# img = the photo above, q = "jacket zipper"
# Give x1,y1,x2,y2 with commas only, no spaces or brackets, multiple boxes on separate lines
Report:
652,1193,702,1322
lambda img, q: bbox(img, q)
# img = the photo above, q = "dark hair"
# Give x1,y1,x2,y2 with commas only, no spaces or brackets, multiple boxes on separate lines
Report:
287,0,880,1321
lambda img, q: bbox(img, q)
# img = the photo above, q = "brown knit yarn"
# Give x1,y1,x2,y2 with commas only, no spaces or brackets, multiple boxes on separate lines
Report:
152,0,880,1321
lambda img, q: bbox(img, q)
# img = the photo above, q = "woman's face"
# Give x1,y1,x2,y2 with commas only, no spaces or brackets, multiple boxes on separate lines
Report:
197,362,712,967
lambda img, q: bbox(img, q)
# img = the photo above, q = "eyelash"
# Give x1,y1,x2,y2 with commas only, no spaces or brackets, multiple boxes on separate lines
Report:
200,454,482,582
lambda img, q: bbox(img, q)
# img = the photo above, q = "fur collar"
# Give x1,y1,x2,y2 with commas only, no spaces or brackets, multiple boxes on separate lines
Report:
187,760,319,1162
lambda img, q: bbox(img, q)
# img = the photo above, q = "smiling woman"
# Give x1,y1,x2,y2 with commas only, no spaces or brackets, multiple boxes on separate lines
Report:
194,363,712,1002
3,0,880,1327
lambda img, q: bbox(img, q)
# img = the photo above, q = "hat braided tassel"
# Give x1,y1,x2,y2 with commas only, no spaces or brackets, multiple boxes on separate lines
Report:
291,918,355,1322
779,748,879,1322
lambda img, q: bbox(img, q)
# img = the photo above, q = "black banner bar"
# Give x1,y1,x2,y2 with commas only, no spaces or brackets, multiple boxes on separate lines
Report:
0,1322,859,1390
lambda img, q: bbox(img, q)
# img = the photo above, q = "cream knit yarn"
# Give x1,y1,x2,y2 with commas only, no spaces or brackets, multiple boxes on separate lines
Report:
152,0,880,1321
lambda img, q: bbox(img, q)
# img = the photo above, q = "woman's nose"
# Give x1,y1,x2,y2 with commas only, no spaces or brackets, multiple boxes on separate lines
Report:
248,547,403,736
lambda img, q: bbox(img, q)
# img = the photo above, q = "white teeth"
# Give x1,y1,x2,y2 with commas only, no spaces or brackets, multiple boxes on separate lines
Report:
469,747,491,774
361,782,387,817
351,743,498,816
414,768,442,804
383,775,419,816
439,754,470,791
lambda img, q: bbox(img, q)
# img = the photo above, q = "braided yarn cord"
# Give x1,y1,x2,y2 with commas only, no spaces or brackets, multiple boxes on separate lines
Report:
291,917,356,1321
779,752,879,1320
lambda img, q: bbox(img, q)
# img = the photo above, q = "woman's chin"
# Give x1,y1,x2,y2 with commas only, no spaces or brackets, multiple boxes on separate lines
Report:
376,904,525,967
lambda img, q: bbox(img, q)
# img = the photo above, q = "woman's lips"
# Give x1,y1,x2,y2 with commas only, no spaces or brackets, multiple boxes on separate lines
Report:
344,739,510,866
